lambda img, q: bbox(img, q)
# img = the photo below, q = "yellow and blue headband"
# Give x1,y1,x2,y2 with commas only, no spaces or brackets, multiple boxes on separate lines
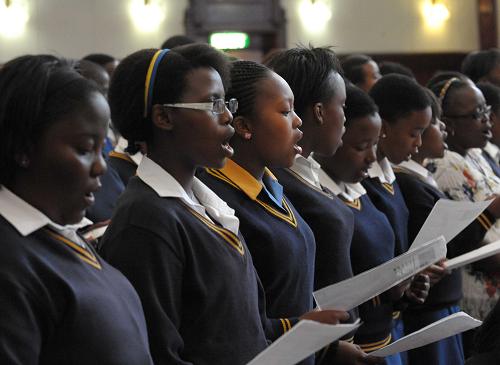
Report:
144,49,170,118
438,77,460,104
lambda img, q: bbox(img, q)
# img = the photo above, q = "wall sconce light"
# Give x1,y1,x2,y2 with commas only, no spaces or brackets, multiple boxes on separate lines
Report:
422,0,450,29
129,0,166,33
299,0,332,34
0,0,29,39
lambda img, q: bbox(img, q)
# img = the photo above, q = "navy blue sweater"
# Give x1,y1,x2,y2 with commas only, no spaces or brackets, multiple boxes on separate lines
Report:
198,162,316,365
0,217,153,365
396,170,494,309
338,191,396,351
363,177,410,256
100,177,274,365
108,151,138,186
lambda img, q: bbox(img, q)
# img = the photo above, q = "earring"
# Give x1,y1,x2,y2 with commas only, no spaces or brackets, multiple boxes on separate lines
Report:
381,133,387,139
19,155,30,168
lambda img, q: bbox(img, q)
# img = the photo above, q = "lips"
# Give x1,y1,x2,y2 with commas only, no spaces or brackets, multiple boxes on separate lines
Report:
221,127,235,158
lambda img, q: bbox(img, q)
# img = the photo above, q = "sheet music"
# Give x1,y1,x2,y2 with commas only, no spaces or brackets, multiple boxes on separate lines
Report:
313,236,446,311
410,199,491,250
246,319,362,365
445,239,500,270
371,312,481,357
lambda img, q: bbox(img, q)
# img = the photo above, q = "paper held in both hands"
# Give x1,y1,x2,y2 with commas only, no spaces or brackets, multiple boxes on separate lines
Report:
247,200,490,364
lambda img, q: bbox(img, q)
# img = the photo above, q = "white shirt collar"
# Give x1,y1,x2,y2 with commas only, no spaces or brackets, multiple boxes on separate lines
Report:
396,159,439,189
289,155,322,189
136,156,240,235
0,186,92,244
316,168,366,201
114,137,144,166
368,158,396,184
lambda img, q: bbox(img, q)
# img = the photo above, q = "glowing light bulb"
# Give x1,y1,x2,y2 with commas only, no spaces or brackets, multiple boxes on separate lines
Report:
423,1,450,29
0,0,29,39
299,0,332,34
129,0,166,33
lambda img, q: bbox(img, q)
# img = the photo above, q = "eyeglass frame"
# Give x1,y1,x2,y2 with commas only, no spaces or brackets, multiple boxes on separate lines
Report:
444,105,492,121
163,98,238,115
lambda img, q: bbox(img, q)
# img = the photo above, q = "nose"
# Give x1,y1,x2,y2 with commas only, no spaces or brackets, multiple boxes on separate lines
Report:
92,152,107,177
293,111,302,128
415,133,423,149
220,106,233,125
366,145,377,164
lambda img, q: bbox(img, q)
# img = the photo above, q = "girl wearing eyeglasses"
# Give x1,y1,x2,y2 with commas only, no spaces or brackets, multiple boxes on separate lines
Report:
197,60,349,365
99,45,281,365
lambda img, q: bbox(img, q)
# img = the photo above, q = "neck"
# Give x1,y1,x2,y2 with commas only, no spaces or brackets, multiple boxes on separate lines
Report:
230,140,266,181
376,147,386,162
446,138,467,156
147,147,195,193
411,155,425,165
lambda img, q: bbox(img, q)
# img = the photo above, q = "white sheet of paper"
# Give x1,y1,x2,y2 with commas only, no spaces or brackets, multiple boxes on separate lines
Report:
445,239,500,270
246,319,362,365
410,199,492,250
371,312,482,357
313,236,446,311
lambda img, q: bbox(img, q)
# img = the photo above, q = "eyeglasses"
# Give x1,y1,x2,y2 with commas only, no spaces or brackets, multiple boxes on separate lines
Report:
445,105,492,121
163,98,238,115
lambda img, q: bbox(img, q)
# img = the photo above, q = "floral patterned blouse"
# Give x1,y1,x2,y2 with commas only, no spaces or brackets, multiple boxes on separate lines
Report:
428,148,500,320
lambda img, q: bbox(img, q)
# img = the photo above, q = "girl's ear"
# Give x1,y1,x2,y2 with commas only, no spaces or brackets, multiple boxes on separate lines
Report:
313,102,324,125
442,118,455,136
151,104,174,131
233,116,253,140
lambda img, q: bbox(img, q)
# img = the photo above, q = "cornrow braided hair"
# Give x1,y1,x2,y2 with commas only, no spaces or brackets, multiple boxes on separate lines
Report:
226,60,272,118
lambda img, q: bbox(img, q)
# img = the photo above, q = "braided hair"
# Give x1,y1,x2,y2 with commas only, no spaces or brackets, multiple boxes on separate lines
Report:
265,45,341,119
226,60,272,118
428,77,470,117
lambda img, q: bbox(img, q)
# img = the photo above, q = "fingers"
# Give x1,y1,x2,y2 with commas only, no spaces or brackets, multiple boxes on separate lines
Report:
406,274,430,303
299,309,350,324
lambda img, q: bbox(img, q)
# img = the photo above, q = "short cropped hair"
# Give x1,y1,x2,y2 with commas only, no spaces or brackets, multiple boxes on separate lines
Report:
370,74,431,123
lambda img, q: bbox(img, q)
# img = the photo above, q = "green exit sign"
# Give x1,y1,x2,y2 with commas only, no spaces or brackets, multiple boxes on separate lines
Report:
209,32,250,50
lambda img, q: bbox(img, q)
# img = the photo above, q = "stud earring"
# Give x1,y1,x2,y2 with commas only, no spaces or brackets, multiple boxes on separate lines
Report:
381,133,387,138
19,156,30,168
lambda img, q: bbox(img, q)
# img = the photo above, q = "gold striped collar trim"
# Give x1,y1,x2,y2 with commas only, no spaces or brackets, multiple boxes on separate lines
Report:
182,202,245,256
339,195,362,210
357,334,392,352
217,159,277,200
206,165,298,228
44,228,102,270
109,151,137,165
381,182,395,195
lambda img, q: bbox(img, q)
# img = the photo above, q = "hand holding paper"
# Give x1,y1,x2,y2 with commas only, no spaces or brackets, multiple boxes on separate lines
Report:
313,236,447,311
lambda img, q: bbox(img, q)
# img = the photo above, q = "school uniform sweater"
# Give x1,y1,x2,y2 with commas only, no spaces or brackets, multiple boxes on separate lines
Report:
108,151,139,186
318,173,397,352
363,159,410,256
272,163,358,364
0,190,152,365
198,161,316,322
100,158,277,365
272,166,357,315
395,167,494,308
